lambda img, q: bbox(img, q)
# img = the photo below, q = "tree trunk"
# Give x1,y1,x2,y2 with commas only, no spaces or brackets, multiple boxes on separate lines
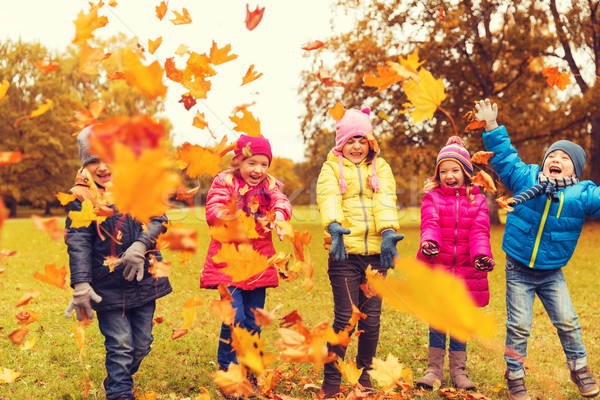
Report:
588,117,600,185
44,201,52,216
7,198,17,218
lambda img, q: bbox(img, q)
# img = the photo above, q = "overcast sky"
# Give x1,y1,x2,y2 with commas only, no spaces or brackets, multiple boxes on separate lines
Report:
0,0,349,162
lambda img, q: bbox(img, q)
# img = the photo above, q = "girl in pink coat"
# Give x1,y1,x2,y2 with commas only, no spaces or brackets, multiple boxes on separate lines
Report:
416,136,494,391
200,134,292,381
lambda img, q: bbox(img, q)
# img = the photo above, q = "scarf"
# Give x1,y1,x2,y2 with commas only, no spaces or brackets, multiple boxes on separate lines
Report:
509,172,578,207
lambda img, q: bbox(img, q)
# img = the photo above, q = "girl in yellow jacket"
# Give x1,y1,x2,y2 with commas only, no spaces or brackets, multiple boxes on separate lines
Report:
316,107,403,398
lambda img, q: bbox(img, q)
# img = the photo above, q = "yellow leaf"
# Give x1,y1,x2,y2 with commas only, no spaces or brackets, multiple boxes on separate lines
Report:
175,44,189,57
148,36,163,54
328,102,345,121
213,363,252,397
397,50,425,73
369,354,405,390
20,335,38,351
182,306,197,330
55,192,77,206
192,388,212,400
68,200,105,228
241,64,263,86
0,367,22,383
72,322,86,356
30,99,53,117
177,142,222,178
401,68,446,124
230,109,261,137
72,1,108,44
122,49,167,99
111,144,180,224
0,79,9,101
33,264,67,289
336,359,363,385
213,243,270,283
366,260,496,342
231,326,274,374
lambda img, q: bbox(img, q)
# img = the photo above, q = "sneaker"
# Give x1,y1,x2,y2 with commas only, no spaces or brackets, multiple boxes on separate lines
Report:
506,377,531,400
571,367,600,398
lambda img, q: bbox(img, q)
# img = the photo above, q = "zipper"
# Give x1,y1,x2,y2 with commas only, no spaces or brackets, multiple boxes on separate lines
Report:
529,197,552,268
356,164,369,255
452,189,459,274
556,192,564,219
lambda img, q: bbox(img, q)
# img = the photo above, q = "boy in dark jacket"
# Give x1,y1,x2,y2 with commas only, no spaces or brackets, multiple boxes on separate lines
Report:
475,99,600,400
64,126,172,400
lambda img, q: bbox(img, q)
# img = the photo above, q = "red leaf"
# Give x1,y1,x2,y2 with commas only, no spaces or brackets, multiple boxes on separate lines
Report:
245,4,265,31
301,40,324,51
179,93,197,110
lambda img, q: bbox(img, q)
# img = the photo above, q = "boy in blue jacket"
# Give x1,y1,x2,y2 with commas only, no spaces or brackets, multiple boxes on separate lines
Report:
64,126,172,400
475,99,600,400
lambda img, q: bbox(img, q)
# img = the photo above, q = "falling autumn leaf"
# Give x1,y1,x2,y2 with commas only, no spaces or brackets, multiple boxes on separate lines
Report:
72,1,108,44
369,354,408,390
317,62,346,87
245,4,265,31
103,255,119,272
8,328,28,345
174,186,200,201
472,170,497,193
496,196,514,212
34,60,59,74
68,200,102,228
157,222,198,252
252,305,281,327
400,68,446,124
170,8,192,25
71,100,105,130
336,359,363,386
542,66,571,90
214,363,253,397
148,36,163,54
0,80,9,101
73,322,86,356
31,215,65,241
328,102,345,121
230,109,261,136
210,285,236,325
241,64,263,86
231,325,275,374
471,151,494,165
148,255,171,279
214,243,270,282
0,151,22,167
78,42,110,75
155,1,167,20
175,44,189,57
122,49,167,99
55,192,77,206
363,64,405,93
14,99,54,127
209,41,238,65
301,40,324,51
177,142,223,178
33,263,68,289
439,7,445,22
15,291,41,308
192,111,210,131
165,57,183,83
179,93,197,110
0,368,22,383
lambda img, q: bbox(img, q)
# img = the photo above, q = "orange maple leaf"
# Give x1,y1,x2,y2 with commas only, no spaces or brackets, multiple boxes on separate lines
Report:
122,49,167,99
156,222,198,252
103,255,119,272
472,170,497,194
214,363,253,397
34,60,59,74
55,192,77,206
301,40,324,51
0,151,22,167
15,291,41,308
72,1,108,44
328,102,345,121
241,65,263,86
79,42,110,75
155,1,168,20
175,44,189,56
209,210,260,243
164,57,183,83
231,325,275,374
31,215,65,241
252,305,282,327
148,36,163,54
15,310,40,326
496,196,514,212
542,66,571,90
210,284,236,325
106,71,125,80
8,328,28,345
177,142,222,178
245,4,265,31
363,64,404,93
192,111,208,130
209,41,238,65
148,254,171,279
181,73,212,99
230,109,261,136
170,8,192,25
179,93,197,110
174,186,200,201
70,100,105,130
465,119,487,131
33,264,68,289
471,151,494,165
214,243,270,283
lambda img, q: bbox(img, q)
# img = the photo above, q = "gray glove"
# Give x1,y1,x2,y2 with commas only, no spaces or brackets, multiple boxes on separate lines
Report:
380,230,404,269
474,98,499,131
115,241,147,281
328,222,351,262
65,282,102,321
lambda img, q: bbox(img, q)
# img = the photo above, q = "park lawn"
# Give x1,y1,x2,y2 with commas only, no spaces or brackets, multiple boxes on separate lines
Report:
0,205,599,400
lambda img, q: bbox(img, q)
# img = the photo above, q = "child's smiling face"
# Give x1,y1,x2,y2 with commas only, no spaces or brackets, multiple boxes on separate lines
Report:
543,150,575,179
85,160,111,187
238,154,270,186
342,136,369,164
438,160,465,188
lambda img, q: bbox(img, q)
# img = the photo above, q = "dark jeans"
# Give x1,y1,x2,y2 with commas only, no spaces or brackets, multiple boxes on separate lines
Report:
429,327,467,352
323,254,386,385
96,301,156,400
218,286,266,370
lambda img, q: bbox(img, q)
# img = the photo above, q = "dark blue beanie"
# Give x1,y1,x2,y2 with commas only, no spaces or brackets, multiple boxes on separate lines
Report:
542,140,586,178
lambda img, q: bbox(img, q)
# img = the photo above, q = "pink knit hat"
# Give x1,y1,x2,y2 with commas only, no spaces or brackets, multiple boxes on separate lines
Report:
332,107,380,193
435,136,473,178
233,134,272,165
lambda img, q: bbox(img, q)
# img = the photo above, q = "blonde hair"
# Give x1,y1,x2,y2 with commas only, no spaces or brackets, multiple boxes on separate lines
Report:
423,175,475,204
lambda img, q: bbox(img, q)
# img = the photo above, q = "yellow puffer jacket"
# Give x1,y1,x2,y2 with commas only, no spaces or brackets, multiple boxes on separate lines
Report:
317,151,399,256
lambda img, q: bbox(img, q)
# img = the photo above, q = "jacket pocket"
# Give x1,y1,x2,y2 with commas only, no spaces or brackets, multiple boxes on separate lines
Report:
550,231,576,242
511,217,533,234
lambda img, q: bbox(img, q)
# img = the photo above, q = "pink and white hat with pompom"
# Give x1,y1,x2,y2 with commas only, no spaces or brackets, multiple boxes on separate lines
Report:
331,107,380,194
435,136,473,178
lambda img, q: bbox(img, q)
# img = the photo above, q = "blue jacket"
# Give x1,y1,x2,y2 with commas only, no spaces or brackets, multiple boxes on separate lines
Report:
483,125,600,269
65,181,172,311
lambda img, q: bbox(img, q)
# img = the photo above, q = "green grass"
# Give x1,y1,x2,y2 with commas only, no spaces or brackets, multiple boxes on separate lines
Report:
0,206,598,399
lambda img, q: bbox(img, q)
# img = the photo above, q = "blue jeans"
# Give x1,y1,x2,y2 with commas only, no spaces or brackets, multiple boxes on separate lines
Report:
218,286,266,370
96,301,156,400
429,327,467,352
504,255,587,379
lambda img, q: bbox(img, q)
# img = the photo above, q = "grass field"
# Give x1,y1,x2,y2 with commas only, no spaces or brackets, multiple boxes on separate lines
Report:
1,205,599,400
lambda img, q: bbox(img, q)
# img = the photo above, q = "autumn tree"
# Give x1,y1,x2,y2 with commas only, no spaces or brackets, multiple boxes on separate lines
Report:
299,0,597,221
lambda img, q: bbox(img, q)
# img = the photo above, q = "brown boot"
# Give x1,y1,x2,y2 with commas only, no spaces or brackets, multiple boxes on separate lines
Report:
449,351,475,390
416,347,445,389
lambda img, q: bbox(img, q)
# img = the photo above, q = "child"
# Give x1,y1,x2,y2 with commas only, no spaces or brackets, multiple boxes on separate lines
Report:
415,136,494,391
316,107,403,398
475,98,600,400
199,135,292,381
64,126,172,400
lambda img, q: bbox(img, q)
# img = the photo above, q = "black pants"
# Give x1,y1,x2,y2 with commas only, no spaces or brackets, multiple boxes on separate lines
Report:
323,254,386,385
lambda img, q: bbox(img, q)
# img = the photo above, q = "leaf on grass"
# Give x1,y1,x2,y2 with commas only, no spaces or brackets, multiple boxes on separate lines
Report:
148,36,162,54
72,1,108,44
214,243,270,283
15,310,40,326
542,66,571,90
171,328,188,340
0,79,9,101
245,4,265,31
301,40,324,51
0,367,22,383
155,1,167,20
15,291,41,307
472,170,497,193
241,65,263,86
34,61,59,74
368,354,405,390
366,260,496,342
33,264,67,289
328,102,345,121
31,215,65,241
8,328,28,345
209,41,238,65
122,49,167,99
170,8,192,25
400,68,446,124
20,336,38,351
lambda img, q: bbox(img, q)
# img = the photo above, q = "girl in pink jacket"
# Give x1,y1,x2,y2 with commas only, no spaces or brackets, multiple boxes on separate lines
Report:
416,136,494,391
200,134,292,381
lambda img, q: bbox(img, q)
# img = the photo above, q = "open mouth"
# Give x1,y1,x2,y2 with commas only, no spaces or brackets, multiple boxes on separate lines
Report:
549,165,562,174
445,181,458,188
247,175,263,185
97,174,111,183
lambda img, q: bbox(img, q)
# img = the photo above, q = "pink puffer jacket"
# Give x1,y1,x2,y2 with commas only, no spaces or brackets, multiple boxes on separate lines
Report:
200,170,292,290
417,185,492,307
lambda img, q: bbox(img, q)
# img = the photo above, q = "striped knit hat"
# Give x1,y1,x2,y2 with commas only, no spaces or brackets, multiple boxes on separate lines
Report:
435,136,473,178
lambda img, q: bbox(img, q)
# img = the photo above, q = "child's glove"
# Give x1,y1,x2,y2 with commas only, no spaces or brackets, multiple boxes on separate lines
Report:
380,230,404,269
115,241,147,281
64,282,102,321
474,98,499,131
420,241,439,257
328,222,351,261
474,255,495,272
275,211,285,241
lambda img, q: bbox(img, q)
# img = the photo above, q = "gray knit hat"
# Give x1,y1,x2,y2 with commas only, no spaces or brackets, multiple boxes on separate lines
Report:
542,140,586,178
77,125,99,166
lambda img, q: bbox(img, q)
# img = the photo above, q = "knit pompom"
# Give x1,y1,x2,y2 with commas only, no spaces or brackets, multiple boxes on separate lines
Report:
446,136,464,146
339,178,348,194
370,175,380,192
